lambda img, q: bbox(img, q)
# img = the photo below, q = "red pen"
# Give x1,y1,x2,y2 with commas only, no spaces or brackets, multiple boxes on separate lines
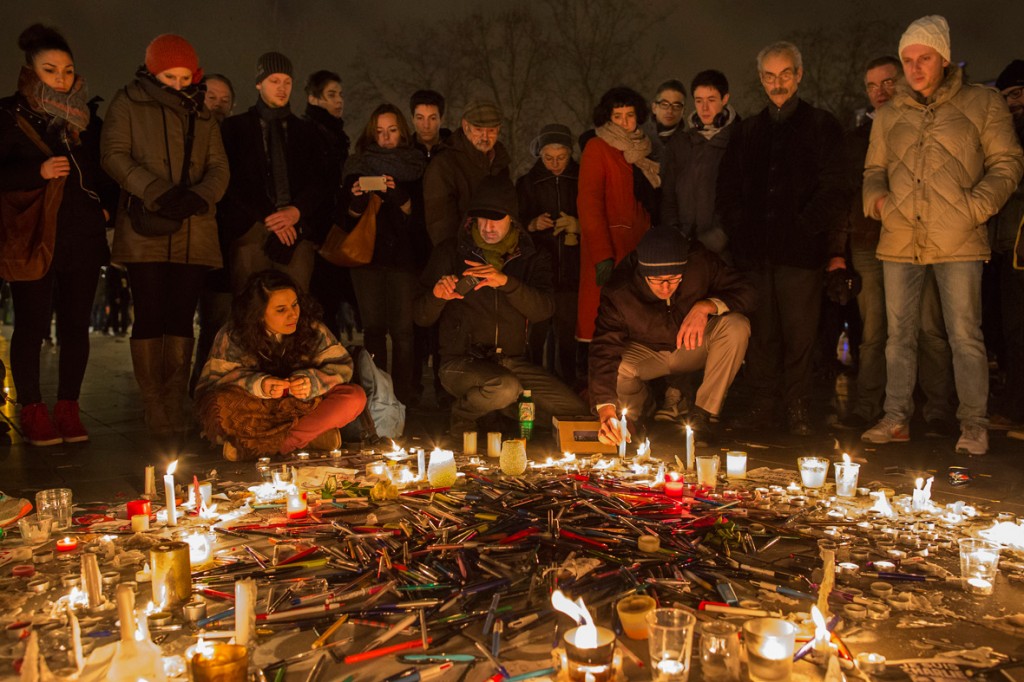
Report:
559,529,609,549
276,546,319,566
343,637,432,665
499,527,539,544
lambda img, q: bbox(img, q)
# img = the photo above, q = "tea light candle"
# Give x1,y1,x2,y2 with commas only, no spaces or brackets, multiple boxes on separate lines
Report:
286,489,308,519
131,514,150,533
726,451,747,478
855,652,887,674
164,460,178,527
463,431,477,456
56,537,78,553
664,472,684,498
487,431,502,458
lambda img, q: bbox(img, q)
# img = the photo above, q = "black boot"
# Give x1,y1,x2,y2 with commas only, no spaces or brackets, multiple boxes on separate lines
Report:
687,407,716,447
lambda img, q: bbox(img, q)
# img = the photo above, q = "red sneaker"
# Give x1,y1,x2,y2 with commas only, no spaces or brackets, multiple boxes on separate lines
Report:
19,403,63,446
54,400,89,443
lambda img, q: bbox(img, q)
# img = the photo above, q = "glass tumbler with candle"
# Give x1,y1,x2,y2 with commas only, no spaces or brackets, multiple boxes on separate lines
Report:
833,459,860,497
427,449,458,487
646,608,696,681
958,538,1001,595
696,455,719,488
35,488,73,530
725,451,747,479
743,618,796,682
699,621,741,681
18,516,53,544
563,624,617,682
797,457,829,489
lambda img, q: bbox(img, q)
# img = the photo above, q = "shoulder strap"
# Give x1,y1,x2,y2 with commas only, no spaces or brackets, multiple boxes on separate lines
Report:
14,114,55,158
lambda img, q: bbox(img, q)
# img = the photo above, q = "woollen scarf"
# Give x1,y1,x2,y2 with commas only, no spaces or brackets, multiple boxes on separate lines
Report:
471,224,519,271
256,98,293,207
17,66,90,142
595,122,661,188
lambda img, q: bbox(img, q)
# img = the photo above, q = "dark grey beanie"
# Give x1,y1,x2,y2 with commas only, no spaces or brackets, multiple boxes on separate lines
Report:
256,51,293,84
530,124,574,157
636,227,690,277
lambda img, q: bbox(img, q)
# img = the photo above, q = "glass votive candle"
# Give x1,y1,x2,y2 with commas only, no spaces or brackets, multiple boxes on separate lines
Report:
272,465,292,489
427,449,458,487
833,461,861,497
797,457,828,489
615,594,656,640
958,538,1001,595
487,431,502,458
646,608,696,681
725,451,747,479
695,455,719,488
285,489,308,519
35,488,73,530
190,643,249,682
699,621,741,682
742,618,796,682
18,516,53,545
499,439,528,476
664,472,685,498
563,625,616,682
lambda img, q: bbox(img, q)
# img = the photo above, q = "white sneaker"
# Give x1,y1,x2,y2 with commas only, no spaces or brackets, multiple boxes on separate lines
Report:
654,388,689,423
955,423,988,456
861,417,910,443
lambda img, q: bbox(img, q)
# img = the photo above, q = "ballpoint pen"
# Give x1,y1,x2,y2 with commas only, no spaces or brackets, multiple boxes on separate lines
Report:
382,662,453,682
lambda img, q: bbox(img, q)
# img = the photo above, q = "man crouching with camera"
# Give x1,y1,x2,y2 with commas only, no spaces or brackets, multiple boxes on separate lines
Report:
415,176,588,437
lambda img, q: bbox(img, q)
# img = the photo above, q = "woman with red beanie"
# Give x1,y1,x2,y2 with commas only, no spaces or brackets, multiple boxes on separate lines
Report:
0,24,116,446
101,34,229,443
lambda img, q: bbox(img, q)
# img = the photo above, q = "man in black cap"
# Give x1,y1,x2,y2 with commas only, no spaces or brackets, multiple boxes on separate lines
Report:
415,176,587,436
989,59,1024,434
423,99,512,246
218,51,326,293
590,227,756,445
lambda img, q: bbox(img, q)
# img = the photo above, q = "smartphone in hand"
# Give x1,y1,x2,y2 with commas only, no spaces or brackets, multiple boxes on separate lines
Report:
454,275,480,296
359,176,387,192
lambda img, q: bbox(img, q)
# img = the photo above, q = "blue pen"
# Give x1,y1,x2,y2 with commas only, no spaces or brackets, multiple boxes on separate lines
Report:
506,668,559,682
751,580,815,601
482,592,501,635
196,607,235,628
716,581,739,606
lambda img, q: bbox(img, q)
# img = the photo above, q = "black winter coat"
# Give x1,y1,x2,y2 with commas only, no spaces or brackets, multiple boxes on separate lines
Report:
716,98,848,270
515,158,580,290
218,106,326,243
0,94,113,270
588,246,758,407
303,104,350,244
414,223,554,360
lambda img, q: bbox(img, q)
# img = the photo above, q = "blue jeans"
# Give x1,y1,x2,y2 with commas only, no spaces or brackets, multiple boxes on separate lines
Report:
882,261,987,426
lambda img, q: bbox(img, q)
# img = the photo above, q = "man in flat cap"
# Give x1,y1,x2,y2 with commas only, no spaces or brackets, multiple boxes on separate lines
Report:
861,16,1024,455
423,99,512,245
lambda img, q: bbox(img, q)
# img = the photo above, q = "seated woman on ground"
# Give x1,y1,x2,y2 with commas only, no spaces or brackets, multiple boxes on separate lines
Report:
195,270,366,460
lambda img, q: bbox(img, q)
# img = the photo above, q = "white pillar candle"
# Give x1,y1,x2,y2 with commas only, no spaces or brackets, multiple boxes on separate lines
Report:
685,425,694,470
164,461,178,527
417,448,426,481
726,451,748,478
235,578,257,649
143,465,156,499
619,409,628,458
131,514,150,532
487,432,502,458
463,431,477,456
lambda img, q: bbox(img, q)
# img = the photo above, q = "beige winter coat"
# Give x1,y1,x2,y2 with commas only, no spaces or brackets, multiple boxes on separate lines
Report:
863,66,1024,264
101,77,229,267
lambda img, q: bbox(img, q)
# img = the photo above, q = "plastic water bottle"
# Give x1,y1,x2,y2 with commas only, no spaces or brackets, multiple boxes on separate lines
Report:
518,390,535,440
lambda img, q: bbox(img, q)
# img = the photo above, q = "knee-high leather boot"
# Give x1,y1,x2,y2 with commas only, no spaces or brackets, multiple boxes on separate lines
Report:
162,336,195,434
130,338,172,435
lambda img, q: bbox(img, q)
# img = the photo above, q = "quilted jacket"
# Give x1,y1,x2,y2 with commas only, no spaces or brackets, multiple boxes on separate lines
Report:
863,66,1024,264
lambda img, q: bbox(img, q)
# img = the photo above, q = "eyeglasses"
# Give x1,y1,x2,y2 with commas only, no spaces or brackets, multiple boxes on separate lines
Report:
654,100,685,112
645,275,682,287
866,78,897,93
1003,86,1024,101
761,68,796,85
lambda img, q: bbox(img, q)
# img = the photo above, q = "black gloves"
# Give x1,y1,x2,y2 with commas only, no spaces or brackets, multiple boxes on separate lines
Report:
156,186,208,220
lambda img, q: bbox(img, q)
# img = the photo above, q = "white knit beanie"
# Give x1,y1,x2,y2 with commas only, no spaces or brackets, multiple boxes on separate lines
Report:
898,15,951,62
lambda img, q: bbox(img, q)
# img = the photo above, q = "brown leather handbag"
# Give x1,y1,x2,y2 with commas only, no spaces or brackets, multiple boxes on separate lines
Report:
319,194,380,267
0,116,66,281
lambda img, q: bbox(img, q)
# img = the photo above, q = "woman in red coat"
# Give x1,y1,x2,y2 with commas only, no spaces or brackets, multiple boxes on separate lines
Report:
577,86,660,343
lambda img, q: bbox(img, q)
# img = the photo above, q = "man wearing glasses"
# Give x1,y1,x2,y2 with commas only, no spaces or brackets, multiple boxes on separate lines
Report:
839,56,954,435
589,227,756,446
642,79,687,161
861,16,1023,455
717,41,848,436
987,59,1024,437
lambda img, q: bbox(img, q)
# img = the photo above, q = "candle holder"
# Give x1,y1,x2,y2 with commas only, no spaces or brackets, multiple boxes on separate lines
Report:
35,488,73,530
18,516,53,545
646,608,696,681
958,538,1001,595
563,625,616,682
699,621,741,682
190,643,249,682
742,618,796,682
286,489,308,519
695,455,719,488
797,457,828,489
833,461,860,497
151,541,191,607
615,595,656,640
499,439,528,476
427,449,458,487
725,451,747,479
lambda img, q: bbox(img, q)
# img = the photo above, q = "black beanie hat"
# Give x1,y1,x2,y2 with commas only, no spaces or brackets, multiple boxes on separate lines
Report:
996,59,1024,91
256,51,292,84
636,227,690,277
530,124,574,157
467,175,516,221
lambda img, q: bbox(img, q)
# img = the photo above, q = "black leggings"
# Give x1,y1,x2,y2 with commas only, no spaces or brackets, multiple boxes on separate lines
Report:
10,263,100,404
126,262,206,339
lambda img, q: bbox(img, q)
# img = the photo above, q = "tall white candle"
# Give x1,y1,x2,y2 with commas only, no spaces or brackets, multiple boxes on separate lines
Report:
164,461,178,527
143,465,156,499
618,409,628,457
685,425,694,470
417,448,426,481
235,578,257,649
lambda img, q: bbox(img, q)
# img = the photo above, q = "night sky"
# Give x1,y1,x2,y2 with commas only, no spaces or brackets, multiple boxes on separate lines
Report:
3,0,1022,129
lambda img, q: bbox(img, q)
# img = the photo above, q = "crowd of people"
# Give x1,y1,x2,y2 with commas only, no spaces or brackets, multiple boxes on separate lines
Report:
0,14,1021,459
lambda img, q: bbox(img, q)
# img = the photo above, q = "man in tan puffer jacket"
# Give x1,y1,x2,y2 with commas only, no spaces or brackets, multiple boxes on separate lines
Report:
861,15,1024,456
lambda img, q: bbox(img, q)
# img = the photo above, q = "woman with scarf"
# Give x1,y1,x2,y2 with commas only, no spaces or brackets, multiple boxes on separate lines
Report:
342,104,427,405
577,86,660,345
101,34,229,441
0,24,115,446
195,270,366,461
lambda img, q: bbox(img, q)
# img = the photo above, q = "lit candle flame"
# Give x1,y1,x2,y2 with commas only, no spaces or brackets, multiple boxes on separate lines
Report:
811,605,830,652
842,452,851,464
551,589,597,646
